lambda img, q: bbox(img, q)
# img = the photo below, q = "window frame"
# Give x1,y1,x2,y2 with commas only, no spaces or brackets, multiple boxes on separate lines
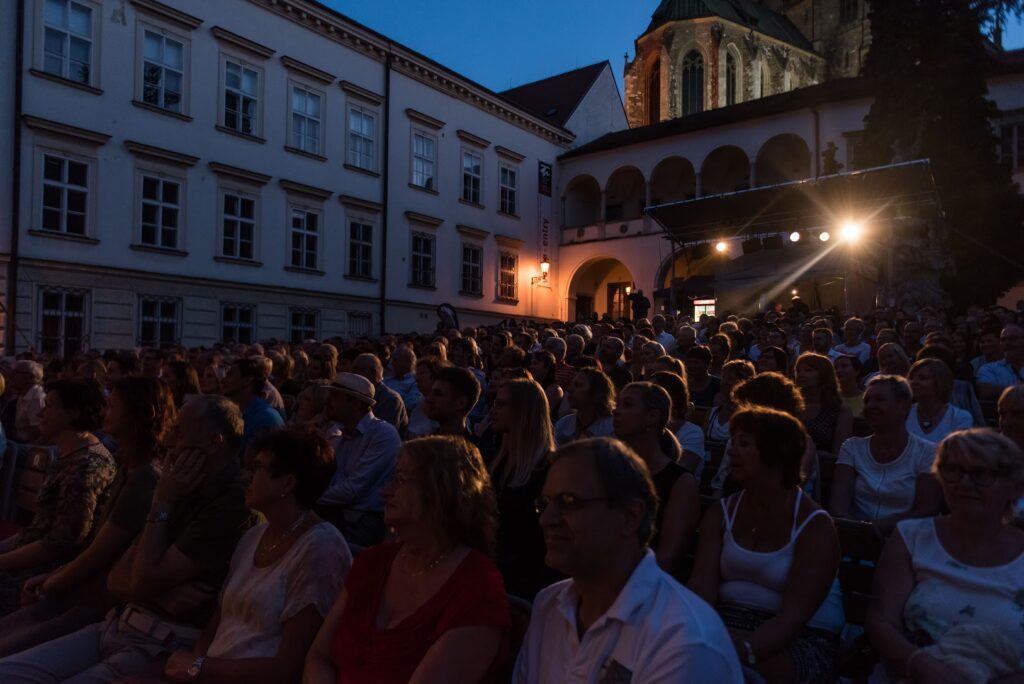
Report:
347,312,373,338
346,104,378,172
498,162,519,216
288,307,320,342
38,287,89,356
286,202,322,272
136,20,190,115
347,217,374,279
496,251,519,303
220,302,256,344
460,241,484,296
217,184,260,262
37,149,93,237
287,80,325,156
38,0,100,88
219,52,264,138
461,149,484,206
410,127,438,191
137,295,181,347
681,49,705,116
135,169,185,251
410,231,436,288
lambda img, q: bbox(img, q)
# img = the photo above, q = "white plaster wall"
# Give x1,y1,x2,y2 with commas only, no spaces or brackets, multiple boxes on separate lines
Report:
564,67,628,148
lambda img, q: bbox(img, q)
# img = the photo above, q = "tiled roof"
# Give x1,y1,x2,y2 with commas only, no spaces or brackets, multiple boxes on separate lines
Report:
646,0,814,52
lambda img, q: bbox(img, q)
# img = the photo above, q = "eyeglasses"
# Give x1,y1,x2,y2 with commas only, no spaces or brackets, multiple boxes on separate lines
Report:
534,493,608,516
938,463,1002,487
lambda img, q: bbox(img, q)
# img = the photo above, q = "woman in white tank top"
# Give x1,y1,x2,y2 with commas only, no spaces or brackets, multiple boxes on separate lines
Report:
689,406,843,684
867,429,1024,684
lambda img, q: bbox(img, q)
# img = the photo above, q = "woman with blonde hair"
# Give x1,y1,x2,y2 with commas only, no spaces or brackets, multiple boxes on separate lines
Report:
304,436,509,684
872,342,912,379
489,378,560,598
906,358,972,444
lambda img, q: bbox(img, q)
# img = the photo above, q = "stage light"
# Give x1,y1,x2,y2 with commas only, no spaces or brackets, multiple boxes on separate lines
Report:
789,231,801,243
715,240,728,253
840,221,864,242
819,230,831,242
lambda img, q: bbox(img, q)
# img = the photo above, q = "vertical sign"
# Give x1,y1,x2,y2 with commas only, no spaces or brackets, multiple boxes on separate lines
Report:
537,161,553,269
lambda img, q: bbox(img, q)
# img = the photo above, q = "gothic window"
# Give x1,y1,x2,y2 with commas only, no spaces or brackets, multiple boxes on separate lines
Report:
725,52,737,106
646,60,661,125
681,50,704,116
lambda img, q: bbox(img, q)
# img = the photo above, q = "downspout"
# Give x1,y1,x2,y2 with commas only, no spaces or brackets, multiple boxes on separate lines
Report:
7,0,25,353
378,48,392,336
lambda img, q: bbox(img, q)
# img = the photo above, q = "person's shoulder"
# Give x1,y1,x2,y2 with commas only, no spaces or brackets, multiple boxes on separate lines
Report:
895,516,935,548
530,577,573,613
838,435,869,457
295,522,352,562
907,432,937,454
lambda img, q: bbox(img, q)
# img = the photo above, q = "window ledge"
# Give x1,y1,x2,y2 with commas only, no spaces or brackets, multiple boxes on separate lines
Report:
130,243,188,257
344,274,378,283
344,163,380,178
497,210,520,220
495,297,520,306
284,265,325,276
28,229,99,244
459,199,485,210
284,146,327,162
459,290,484,298
29,69,102,95
407,283,437,291
131,100,192,122
214,255,263,267
215,125,267,144
408,182,438,195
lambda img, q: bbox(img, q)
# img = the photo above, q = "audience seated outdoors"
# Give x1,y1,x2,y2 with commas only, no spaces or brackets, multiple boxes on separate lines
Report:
552,367,615,446
304,436,510,683
704,360,757,443
649,370,707,477
794,353,854,454
515,437,743,682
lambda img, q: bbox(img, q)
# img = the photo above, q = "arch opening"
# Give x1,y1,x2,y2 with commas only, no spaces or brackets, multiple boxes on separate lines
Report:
604,166,646,222
756,134,812,186
567,257,637,324
701,146,750,196
562,175,601,227
650,157,697,205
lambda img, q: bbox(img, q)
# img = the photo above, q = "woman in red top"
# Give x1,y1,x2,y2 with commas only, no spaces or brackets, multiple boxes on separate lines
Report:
304,435,510,684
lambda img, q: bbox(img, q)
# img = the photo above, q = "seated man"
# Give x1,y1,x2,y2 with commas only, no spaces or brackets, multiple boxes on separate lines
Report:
316,373,401,548
515,437,742,683
422,366,481,444
0,396,253,683
977,324,1024,400
352,353,408,438
383,345,422,414
222,357,284,450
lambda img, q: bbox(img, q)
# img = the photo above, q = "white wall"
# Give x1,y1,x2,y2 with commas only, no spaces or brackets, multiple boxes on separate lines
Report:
564,66,628,148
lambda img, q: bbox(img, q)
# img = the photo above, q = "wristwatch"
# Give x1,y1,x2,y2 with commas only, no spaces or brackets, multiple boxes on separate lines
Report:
187,655,206,680
146,510,171,524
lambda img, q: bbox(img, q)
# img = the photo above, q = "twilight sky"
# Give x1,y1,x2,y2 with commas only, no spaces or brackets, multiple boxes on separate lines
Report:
324,0,1024,99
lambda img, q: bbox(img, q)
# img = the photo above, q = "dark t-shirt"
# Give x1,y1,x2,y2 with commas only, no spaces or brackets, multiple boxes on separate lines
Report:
494,465,564,600
690,376,722,408
103,463,159,533
650,460,686,550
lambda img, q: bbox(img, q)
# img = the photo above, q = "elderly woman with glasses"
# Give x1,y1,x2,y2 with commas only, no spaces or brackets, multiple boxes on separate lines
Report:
867,429,1024,684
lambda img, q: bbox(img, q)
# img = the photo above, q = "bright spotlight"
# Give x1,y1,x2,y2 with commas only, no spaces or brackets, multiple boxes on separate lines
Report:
789,231,801,243
840,221,864,242
715,241,728,253
819,231,831,242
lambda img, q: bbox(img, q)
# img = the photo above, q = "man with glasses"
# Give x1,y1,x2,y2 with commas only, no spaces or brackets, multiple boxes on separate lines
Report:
515,437,742,683
977,324,1024,400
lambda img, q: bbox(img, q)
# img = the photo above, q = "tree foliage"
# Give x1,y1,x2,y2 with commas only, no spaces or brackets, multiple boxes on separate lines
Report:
861,0,1024,308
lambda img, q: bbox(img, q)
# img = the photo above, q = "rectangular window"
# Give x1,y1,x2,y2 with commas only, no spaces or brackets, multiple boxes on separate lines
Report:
461,151,482,204
221,191,256,260
290,85,322,154
289,308,319,342
41,154,88,235
221,303,255,344
140,175,180,249
138,297,179,347
348,220,373,278
410,232,435,287
348,312,372,338
39,289,87,357
498,252,518,301
840,0,858,23
43,0,93,84
224,59,259,135
289,208,319,270
499,164,518,215
411,131,436,189
998,123,1023,171
142,30,184,112
461,243,482,295
347,106,376,170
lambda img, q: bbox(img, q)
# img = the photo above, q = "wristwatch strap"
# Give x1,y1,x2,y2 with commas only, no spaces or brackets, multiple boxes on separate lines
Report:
187,655,207,680
146,510,171,524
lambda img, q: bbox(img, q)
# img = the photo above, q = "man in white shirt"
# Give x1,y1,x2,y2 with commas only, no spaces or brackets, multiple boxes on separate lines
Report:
833,317,872,363
976,323,1024,400
515,437,742,684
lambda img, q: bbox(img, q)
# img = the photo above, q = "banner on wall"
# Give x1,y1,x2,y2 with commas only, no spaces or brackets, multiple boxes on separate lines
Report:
537,161,553,267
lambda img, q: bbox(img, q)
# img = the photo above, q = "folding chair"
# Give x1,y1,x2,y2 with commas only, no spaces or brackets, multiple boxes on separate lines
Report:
835,518,884,682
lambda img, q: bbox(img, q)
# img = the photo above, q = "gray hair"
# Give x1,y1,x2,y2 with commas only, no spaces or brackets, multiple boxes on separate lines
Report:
936,428,1024,514
866,374,913,404
544,336,567,361
187,394,244,457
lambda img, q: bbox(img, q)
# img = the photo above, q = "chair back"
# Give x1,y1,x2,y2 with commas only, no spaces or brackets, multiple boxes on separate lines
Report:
835,518,883,626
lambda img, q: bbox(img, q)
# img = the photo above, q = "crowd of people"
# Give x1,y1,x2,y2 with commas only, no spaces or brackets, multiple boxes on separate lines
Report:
0,297,1020,683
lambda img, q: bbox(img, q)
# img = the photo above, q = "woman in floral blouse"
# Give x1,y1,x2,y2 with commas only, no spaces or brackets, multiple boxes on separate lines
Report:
0,379,116,617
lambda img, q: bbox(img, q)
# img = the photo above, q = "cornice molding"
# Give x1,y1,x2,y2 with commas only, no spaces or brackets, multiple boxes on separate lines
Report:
279,178,332,200
404,210,443,227
280,55,335,85
340,80,384,104
494,234,525,249
23,115,110,145
405,108,445,130
130,0,202,30
208,162,272,185
124,140,199,167
211,26,275,59
339,195,382,213
495,145,526,163
457,224,490,240
457,129,491,149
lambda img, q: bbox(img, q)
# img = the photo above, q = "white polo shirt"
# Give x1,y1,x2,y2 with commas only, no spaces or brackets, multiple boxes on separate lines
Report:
514,550,743,684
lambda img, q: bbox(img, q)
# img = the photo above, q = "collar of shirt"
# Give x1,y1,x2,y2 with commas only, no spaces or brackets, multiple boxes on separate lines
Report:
554,549,660,638
343,411,376,439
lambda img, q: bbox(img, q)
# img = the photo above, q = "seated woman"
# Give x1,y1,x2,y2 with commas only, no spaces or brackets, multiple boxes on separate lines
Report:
0,377,174,656
704,360,756,444
708,333,732,377
867,342,912,381
834,354,864,418
489,378,562,599
906,358,973,444
614,382,700,576
163,361,202,408
304,436,510,684
867,429,1024,683
553,367,615,446
756,346,790,376
686,346,722,409
0,379,116,617
795,353,854,454
200,364,226,396
650,371,706,477
830,375,944,533
639,341,667,380
689,407,844,684
164,429,349,683
527,350,564,423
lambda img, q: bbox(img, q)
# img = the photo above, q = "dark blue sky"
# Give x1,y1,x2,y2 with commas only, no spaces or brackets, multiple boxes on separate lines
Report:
325,0,1024,97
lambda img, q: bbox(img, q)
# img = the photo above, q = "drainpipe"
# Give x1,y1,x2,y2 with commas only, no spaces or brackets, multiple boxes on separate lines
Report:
378,49,392,336
7,0,26,353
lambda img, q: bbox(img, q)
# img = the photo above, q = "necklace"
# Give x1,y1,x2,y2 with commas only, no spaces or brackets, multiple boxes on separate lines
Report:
259,511,308,556
919,404,945,430
401,547,450,577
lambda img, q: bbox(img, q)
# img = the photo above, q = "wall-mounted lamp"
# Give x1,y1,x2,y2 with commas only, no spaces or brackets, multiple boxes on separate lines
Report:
540,258,550,279
625,284,633,295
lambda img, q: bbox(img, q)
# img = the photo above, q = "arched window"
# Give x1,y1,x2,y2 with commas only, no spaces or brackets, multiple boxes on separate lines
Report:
646,61,661,125
681,50,704,116
725,52,737,106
